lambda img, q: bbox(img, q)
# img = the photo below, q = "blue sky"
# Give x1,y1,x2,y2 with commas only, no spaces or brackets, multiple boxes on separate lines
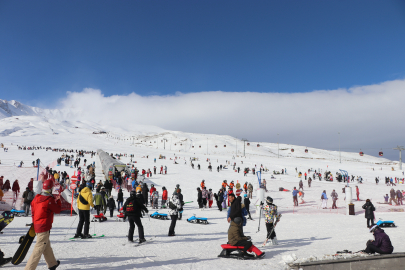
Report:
1,1,405,161
1,0,405,104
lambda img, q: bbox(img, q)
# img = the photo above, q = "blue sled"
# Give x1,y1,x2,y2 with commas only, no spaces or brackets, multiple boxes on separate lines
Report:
150,212,169,220
187,215,209,224
376,220,396,228
11,209,26,216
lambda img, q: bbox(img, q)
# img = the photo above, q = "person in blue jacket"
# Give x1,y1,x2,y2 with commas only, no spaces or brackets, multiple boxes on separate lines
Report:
292,187,299,206
321,190,328,209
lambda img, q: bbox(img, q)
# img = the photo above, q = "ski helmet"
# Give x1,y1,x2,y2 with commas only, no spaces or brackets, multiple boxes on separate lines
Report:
130,190,136,197
42,179,54,190
266,196,273,204
244,194,247,198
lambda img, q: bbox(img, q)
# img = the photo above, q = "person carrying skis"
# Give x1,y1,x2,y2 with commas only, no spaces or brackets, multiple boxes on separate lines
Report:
167,192,181,236
292,187,299,206
123,190,148,244
161,187,168,208
364,225,393,254
362,199,376,228
263,196,280,245
25,179,61,270
331,189,338,209
228,217,265,259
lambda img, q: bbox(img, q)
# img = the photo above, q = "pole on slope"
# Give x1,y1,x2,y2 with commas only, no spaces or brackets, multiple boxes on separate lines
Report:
393,146,405,170
36,159,40,181
242,138,248,157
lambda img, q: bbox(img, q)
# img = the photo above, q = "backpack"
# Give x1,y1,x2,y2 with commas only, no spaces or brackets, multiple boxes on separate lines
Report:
27,191,34,201
169,200,177,210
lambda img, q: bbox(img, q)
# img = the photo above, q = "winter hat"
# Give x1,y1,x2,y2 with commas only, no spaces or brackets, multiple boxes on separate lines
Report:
243,194,247,198
234,217,242,225
86,182,92,188
370,225,378,233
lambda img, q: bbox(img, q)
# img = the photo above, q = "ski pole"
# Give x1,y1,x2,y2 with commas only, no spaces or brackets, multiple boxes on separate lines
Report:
64,214,78,239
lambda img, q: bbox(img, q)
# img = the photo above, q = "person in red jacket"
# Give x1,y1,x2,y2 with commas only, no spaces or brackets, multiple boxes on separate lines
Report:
28,178,34,191
149,184,156,205
12,179,20,201
25,179,61,270
161,186,168,208
356,186,360,201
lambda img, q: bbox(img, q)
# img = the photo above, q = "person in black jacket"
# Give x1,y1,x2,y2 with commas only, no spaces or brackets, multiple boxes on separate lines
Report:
228,194,242,222
117,189,124,210
362,199,376,228
243,194,252,220
177,189,184,220
123,190,148,243
197,187,203,209
217,189,223,211
142,183,149,206
107,195,116,217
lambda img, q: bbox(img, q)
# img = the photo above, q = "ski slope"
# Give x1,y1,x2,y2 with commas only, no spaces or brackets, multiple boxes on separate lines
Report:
0,118,404,270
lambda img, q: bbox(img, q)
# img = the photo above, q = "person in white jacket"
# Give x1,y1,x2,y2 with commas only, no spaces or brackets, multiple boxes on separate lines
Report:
167,192,181,236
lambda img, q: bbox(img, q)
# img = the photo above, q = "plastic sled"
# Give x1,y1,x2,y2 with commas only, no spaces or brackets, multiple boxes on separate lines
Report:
376,220,396,228
116,213,125,221
91,213,107,222
218,244,257,260
187,215,209,224
150,212,169,220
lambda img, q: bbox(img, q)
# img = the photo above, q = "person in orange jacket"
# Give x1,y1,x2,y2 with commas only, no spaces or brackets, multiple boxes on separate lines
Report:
243,182,248,193
201,180,205,189
222,180,228,189
25,178,61,270
229,181,235,190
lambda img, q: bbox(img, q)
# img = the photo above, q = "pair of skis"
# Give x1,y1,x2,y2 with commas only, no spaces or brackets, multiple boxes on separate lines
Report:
69,234,105,241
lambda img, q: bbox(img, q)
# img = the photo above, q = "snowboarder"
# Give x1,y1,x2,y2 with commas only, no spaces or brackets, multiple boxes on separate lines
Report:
362,199,376,228
364,225,393,254
262,196,280,245
25,179,61,270
167,192,181,236
123,190,148,243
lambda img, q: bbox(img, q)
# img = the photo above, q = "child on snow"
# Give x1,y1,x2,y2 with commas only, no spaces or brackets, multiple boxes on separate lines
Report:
152,191,159,209
107,195,116,218
263,196,280,245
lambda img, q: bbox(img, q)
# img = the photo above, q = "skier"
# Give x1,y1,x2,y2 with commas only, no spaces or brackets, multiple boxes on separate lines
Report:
25,179,61,270
364,225,393,254
292,187,299,206
263,196,280,245
167,192,181,236
123,190,148,244
161,187,168,208
321,190,328,209
227,217,265,258
107,195,116,218
331,189,338,209
362,199,376,228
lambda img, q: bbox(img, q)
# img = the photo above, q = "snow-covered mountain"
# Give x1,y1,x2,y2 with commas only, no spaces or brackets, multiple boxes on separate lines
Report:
0,99,42,119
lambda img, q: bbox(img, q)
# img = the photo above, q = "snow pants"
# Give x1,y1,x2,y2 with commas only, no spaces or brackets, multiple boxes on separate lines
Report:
24,202,31,216
367,218,374,228
234,240,263,256
322,199,328,208
293,196,298,206
208,199,213,208
332,200,337,209
169,215,178,236
202,198,207,207
128,216,144,241
24,231,58,270
76,210,90,236
365,244,392,255
265,222,276,239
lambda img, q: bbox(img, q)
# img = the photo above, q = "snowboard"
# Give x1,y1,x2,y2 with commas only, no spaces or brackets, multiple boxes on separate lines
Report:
0,211,14,233
69,234,104,241
11,224,36,265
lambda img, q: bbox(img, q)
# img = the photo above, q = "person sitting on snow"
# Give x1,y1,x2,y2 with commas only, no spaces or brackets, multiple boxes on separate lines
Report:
364,225,393,254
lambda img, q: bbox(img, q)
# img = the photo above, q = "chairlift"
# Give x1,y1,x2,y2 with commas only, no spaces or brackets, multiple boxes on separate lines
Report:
199,145,201,148
247,143,250,146
305,149,308,153
291,149,294,152
257,144,260,147
215,145,218,148
379,151,383,156
224,145,226,147
359,151,364,156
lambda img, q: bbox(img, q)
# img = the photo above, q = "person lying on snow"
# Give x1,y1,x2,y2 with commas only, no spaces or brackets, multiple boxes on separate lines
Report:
227,217,265,259
364,225,393,254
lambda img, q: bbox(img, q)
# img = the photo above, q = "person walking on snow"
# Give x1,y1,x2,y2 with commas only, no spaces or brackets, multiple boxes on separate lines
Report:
167,192,181,236
208,188,214,208
356,186,360,201
25,179,61,270
362,199,376,228
321,190,328,209
74,182,94,239
248,183,253,199
161,187,168,208
331,189,338,209
292,187,299,206
123,190,148,244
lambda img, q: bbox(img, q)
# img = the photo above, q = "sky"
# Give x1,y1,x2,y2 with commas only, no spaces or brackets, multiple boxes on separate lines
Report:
1,1,405,160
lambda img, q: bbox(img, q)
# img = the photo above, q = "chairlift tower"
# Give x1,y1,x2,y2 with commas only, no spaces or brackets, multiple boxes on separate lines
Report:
393,146,405,170
242,138,248,157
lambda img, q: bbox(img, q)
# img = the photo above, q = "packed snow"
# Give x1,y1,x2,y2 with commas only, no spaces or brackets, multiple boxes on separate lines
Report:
0,115,404,270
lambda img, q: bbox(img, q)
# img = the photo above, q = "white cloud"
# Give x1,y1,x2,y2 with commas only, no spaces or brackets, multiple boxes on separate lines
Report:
54,79,405,159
